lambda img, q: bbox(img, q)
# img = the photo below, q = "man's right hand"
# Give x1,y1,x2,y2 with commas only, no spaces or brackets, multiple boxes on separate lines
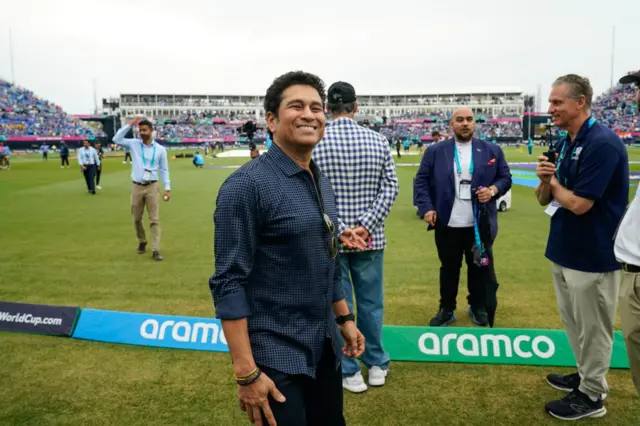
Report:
423,211,437,226
129,115,144,127
536,155,557,184
238,373,286,426
81,166,86,171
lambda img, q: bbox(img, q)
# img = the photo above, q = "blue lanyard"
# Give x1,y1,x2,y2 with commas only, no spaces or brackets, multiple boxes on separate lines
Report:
140,142,156,168
454,144,474,176
472,199,484,257
555,117,596,184
84,149,90,162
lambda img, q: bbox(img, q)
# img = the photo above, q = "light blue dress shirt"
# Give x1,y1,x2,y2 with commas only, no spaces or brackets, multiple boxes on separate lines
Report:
77,146,101,166
112,124,171,190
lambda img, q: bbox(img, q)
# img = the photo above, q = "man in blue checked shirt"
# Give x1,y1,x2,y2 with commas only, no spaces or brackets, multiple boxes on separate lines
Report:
77,139,100,194
313,81,399,394
210,71,367,426
113,117,171,261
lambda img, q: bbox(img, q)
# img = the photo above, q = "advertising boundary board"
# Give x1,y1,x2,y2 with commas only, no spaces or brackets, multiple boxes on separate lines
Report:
0,301,80,336
67,308,630,369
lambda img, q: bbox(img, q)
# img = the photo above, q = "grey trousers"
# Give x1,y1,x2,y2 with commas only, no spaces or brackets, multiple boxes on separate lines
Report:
552,263,620,399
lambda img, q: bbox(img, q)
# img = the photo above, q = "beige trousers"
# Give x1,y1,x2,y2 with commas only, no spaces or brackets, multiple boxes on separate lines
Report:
131,182,160,251
619,270,640,395
552,263,620,398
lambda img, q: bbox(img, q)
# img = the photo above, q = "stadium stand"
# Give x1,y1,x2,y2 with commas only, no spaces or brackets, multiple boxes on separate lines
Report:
0,79,105,138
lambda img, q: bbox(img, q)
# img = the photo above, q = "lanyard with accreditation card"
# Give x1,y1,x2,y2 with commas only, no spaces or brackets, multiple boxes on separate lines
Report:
140,142,156,182
454,145,474,200
544,117,596,217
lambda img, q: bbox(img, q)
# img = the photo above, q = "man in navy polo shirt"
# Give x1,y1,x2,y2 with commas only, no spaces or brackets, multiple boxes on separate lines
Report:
536,74,629,420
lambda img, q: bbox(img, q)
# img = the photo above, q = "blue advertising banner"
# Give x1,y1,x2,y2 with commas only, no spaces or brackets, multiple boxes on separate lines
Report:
72,309,229,353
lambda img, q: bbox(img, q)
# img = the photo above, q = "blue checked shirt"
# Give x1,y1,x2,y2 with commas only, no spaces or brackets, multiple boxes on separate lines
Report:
209,143,344,378
313,117,399,252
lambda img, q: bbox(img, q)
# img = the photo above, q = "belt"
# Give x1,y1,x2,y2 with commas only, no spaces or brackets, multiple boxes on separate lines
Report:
621,263,640,273
132,181,157,186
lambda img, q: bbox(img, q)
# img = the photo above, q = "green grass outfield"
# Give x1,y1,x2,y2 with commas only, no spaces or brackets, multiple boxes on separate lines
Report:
0,146,639,425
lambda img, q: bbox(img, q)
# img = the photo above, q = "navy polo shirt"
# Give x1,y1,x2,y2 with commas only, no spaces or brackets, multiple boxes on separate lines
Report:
545,117,629,272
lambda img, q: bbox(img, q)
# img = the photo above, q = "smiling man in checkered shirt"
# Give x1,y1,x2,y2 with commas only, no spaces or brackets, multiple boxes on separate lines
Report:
313,81,399,394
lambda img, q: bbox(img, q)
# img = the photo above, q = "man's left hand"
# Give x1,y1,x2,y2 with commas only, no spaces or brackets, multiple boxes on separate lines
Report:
476,186,496,204
339,229,367,250
339,321,365,358
163,190,171,201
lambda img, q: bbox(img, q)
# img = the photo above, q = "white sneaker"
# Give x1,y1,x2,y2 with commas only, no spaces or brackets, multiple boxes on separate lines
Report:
122,160,126,164
61,166,64,168
368,366,388,387
96,185,102,190
342,371,367,393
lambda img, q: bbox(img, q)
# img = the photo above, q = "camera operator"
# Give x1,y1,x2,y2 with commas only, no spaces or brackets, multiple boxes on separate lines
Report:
535,74,629,420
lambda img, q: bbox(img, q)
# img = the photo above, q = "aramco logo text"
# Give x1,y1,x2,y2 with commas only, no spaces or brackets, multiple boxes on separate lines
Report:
418,332,555,359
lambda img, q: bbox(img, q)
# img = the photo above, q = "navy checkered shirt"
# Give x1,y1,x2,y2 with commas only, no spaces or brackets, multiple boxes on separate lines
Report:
313,117,399,252
209,143,344,378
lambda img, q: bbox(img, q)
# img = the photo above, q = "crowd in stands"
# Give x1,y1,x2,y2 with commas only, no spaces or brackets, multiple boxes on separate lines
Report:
0,79,105,138
2,76,638,142
592,77,639,134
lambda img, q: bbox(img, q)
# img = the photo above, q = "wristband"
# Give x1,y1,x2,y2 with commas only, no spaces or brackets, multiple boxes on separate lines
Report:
236,369,261,386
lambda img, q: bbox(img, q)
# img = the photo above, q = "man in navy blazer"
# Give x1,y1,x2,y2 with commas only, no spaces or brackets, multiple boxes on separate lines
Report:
414,107,512,327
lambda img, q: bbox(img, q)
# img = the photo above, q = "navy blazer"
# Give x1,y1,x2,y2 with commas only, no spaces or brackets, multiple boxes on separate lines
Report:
414,138,512,240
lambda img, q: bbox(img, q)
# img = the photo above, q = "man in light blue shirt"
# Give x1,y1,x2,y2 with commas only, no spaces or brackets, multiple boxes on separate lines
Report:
113,116,171,261
77,139,101,194
40,143,49,160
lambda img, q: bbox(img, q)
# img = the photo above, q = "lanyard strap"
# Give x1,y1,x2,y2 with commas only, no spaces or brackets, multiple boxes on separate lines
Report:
555,117,596,184
454,145,474,176
140,142,156,168
472,199,484,256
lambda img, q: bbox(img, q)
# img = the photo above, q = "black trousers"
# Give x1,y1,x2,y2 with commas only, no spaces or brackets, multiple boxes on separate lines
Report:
259,339,345,426
61,155,69,166
95,165,102,185
124,152,132,162
82,165,96,192
434,225,493,311
42,152,48,160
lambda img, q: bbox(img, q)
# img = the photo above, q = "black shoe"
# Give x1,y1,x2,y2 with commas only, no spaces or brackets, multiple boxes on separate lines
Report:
468,306,489,326
137,243,147,254
547,372,580,392
547,372,608,400
545,389,606,420
152,251,163,261
429,309,456,327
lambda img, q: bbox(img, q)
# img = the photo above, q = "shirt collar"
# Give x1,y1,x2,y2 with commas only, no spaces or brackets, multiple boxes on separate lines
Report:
267,141,316,177
328,117,355,127
574,116,596,142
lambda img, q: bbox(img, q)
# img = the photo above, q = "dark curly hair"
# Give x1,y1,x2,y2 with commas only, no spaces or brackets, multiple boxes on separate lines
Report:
263,71,326,121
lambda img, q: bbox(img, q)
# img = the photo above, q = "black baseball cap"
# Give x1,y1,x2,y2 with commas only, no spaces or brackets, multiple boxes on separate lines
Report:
328,81,357,104
619,70,640,85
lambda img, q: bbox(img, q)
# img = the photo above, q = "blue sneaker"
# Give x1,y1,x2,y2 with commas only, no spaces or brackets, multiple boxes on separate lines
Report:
468,306,489,327
429,309,456,326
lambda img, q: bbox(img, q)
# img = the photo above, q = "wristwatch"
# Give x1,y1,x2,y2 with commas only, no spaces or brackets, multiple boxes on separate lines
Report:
336,313,355,325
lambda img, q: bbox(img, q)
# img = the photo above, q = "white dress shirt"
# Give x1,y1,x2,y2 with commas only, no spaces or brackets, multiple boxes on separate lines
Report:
614,186,640,266
448,141,474,228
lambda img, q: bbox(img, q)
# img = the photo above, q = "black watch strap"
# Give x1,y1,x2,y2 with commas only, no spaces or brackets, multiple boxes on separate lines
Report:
336,313,355,325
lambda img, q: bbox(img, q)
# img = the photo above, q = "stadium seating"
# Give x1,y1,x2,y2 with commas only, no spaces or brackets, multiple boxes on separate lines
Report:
0,79,105,138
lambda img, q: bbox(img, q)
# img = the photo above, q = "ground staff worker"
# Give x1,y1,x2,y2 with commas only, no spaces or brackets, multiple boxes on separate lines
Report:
113,116,171,261
535,74,629,420
615,70,640,395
